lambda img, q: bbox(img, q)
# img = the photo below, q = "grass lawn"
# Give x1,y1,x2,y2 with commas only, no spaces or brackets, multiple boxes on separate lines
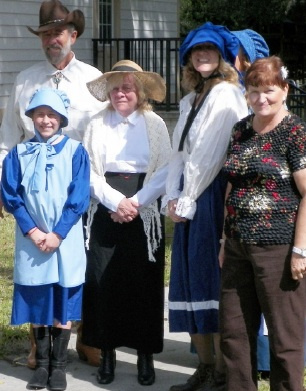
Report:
0,213,29,358
0,213,304,389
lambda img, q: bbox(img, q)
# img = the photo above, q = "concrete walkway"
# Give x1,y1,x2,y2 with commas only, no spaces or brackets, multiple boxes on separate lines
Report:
0,288,199,391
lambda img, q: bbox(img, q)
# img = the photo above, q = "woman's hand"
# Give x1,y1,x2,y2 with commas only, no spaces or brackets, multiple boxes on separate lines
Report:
116,198,139,222
168,199,187,223
291,253,306,280
292,168,306,279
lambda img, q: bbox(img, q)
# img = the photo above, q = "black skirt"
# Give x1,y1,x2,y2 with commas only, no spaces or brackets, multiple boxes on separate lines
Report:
82,172,165,354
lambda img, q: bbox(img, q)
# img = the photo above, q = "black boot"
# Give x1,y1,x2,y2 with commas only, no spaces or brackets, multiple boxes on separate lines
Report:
137,352,155,386
97,350,116,384
27,327,50,390
48,328,71,391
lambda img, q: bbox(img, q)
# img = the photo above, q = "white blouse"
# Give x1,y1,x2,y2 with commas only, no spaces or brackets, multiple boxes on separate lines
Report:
89,109,170,211
163,81,248,219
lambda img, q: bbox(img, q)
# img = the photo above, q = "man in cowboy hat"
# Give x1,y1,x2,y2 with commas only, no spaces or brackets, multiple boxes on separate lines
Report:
0,0,103,369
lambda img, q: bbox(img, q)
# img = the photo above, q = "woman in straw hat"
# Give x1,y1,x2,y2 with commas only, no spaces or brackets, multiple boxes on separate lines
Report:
81,60,171,386
161,22,248,391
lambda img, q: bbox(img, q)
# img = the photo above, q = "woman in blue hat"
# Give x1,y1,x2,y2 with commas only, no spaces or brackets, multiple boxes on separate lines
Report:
1,87,90,391
232,29,270,88
162,22,248,391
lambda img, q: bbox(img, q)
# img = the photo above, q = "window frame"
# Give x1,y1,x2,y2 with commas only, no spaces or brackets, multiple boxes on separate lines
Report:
98,0,113,41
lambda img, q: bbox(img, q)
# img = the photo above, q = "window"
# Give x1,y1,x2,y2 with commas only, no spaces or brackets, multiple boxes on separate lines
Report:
99,0,113,40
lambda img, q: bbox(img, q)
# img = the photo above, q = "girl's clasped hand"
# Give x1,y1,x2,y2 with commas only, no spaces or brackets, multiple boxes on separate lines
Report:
28,228,62,252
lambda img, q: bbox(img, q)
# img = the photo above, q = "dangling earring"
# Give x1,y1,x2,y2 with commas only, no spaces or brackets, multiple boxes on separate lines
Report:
283,96,288,110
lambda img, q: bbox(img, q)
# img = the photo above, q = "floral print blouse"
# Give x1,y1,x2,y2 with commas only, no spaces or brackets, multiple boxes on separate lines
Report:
223,113,306,245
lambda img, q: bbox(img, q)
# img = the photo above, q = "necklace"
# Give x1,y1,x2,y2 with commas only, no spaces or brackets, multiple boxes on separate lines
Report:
52,71,63,89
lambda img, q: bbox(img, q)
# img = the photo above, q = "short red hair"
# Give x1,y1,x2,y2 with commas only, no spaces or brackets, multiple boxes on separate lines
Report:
245,55,288,90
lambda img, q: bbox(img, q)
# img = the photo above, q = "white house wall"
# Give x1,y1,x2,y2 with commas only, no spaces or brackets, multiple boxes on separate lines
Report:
0,0,95,112
120,0,179,38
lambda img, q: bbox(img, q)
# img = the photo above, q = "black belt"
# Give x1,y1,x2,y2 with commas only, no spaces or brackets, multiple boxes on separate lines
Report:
105,172,146,180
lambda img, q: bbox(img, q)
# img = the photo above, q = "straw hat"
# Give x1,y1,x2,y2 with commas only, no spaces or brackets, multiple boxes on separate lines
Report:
86,60,166,103
27,0,85,38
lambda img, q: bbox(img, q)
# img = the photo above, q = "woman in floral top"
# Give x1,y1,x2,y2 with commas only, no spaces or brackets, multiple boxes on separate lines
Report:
220,56,306,391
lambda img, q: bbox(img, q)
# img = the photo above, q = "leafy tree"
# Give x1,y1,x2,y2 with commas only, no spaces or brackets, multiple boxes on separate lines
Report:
180,0,297,36
179,0,306,82
286,0,306,22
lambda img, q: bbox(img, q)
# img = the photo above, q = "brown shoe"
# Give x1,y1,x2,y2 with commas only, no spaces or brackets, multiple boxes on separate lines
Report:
76,338,101,366
27,324,36,369
27,346,36,369
169,363,214,391
76,322,101,367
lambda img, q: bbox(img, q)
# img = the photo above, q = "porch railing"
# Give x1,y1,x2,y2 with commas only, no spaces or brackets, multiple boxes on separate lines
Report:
287,80,306,120
92,38,306,118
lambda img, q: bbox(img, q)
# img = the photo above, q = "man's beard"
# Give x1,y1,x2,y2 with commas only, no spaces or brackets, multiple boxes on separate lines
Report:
44,40,72,66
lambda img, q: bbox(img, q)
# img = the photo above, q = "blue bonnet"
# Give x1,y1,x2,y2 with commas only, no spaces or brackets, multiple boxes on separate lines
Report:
25,88,70,127
232,29,269,63
179,21,240,66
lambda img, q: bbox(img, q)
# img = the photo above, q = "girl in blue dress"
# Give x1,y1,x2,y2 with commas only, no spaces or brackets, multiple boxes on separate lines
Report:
1,88,90,391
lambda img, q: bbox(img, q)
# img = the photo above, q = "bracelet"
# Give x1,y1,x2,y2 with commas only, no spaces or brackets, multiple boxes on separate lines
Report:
28,227,37,235
219,238,225,244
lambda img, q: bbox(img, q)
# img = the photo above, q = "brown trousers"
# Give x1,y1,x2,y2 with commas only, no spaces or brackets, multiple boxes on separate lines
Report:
219,240,306,391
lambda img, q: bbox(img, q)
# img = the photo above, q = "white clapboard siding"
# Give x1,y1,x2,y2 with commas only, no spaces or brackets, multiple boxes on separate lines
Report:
120,0,179,38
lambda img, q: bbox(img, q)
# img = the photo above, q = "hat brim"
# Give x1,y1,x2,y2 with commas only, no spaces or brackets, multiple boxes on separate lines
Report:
25,88,69,127
87,71,166,103
27,9,84,38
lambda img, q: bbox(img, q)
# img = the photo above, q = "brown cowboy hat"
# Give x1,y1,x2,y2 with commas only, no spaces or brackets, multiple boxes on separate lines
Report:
87,60,166,103
27,0,85,37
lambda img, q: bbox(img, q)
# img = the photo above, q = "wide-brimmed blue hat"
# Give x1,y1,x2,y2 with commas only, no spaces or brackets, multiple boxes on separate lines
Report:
232,29,269,63
25,88,70,127
180,22,240,66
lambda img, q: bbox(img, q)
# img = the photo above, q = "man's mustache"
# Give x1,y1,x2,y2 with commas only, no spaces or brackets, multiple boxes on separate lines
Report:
47,45,62,50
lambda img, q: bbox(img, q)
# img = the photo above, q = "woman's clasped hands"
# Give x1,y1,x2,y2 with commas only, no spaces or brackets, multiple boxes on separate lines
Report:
167,199,187,223
110,197,139,223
